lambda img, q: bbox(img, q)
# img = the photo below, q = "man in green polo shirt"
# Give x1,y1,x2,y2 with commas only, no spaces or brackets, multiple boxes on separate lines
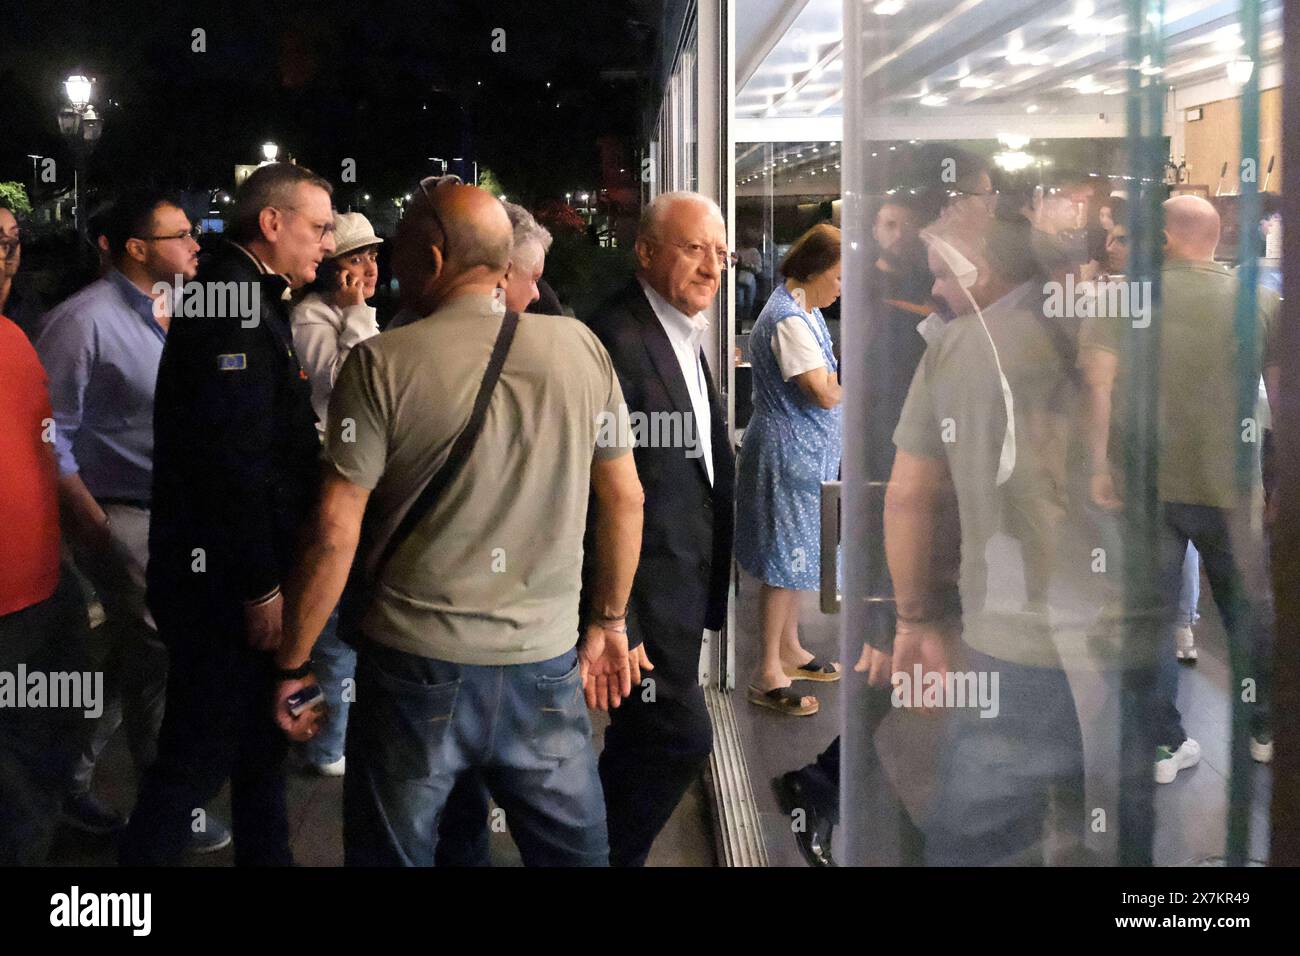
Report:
1077,194,1279,785
270,182,644,866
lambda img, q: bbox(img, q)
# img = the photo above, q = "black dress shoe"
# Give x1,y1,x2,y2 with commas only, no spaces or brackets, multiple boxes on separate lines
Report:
772,772,836,867
62,793,128,835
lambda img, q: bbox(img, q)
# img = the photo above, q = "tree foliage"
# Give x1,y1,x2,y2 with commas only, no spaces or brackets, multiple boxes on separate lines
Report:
0,182,33,214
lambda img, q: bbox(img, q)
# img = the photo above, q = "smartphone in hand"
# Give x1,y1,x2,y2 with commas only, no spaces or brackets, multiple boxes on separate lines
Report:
285,684,326,718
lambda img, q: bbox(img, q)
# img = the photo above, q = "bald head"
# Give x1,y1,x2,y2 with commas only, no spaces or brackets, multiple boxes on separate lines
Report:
393,182,513,315
1164,195,1220,262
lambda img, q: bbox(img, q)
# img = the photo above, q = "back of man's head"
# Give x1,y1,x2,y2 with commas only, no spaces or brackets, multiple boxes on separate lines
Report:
229,163,333,245
1163,194,1220,262
393,182,513,314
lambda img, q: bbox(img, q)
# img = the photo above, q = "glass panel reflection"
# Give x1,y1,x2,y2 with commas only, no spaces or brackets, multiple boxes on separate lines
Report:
829,0,1282,866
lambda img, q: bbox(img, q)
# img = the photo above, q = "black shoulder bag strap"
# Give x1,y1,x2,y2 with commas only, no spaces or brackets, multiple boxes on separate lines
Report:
339,309,520,646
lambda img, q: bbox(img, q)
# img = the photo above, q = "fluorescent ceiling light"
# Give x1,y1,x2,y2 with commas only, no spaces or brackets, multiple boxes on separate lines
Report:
919,93,948,106
958,75,994,89
872,0,906,15
1006,49,1050,66
1067,74,1106,94
1227,56,1255,85
994,150,1034,172
1137,56,1163,76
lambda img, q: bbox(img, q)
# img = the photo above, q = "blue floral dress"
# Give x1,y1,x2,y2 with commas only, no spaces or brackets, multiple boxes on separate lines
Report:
735,284,843,590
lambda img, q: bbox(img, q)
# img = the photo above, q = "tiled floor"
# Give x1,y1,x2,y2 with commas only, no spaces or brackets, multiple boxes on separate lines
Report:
731,564,1274,867
48,699,716,868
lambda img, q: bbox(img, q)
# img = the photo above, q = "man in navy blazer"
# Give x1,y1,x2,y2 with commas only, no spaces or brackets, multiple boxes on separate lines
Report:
583,192,734,866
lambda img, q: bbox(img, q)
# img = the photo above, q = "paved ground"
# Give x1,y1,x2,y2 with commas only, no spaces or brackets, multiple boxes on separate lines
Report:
47,697,715,867
46,554,1272,868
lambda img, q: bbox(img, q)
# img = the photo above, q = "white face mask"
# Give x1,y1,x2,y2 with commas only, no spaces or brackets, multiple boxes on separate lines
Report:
922,232,1016,486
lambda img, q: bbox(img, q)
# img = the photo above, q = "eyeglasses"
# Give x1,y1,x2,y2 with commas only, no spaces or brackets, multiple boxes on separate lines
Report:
137,226,203,242
274,206,335,242
659,239,739,270
947,188,998,208
415,175,461,263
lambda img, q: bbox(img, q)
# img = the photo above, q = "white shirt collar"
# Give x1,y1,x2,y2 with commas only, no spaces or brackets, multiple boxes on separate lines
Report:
232,242,294,301
638,276,709,348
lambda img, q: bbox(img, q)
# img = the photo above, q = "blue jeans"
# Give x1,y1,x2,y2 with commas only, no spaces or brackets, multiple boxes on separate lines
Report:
1178,542,1201,628
300,605,354,766
916,646,1086,866
343,642,608,866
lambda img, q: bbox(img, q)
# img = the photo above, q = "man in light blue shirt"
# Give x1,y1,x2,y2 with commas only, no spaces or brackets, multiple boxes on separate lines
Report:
35,189,229,850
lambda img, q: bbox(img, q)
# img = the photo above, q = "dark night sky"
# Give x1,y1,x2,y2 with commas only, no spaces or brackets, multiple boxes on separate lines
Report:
0,0,662,208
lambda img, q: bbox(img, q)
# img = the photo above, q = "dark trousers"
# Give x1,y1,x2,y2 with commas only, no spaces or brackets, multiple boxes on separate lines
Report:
598,622,713,868
120,602,290,866
0,571,90,865
1153,502,1273,746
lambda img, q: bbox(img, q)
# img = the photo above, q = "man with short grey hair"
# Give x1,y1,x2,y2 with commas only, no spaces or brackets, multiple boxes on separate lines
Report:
584,190,735,866
501,201,554,313
121,162,336,865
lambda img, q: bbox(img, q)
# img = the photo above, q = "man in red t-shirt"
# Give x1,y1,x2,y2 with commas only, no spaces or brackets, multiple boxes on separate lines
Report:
0,313,90,865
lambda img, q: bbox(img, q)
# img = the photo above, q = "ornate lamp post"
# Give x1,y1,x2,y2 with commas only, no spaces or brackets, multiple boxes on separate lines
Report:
57,73,103,245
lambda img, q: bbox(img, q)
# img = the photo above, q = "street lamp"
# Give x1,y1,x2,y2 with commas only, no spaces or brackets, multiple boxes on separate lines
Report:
59,73,103,248
64,74,92,109
261,141,279,163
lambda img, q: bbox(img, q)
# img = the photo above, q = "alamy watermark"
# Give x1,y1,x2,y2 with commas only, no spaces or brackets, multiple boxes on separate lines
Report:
891,665,1000,718
0,666,103,718
50,886,151,936
152,275,262,327
596,404,702,458
1043,273,1152,328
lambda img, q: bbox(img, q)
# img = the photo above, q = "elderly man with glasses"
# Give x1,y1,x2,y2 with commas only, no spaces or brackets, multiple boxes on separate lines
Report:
582,190,736,866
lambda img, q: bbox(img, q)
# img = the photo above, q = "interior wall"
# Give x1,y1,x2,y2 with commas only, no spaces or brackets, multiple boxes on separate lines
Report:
1182,86,1284,194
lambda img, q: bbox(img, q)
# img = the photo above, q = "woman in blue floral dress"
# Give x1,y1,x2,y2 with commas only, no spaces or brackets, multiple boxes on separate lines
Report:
735,224,843,716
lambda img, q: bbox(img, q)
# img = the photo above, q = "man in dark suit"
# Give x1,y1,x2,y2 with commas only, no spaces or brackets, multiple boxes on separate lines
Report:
584,191,734,866
121,163,336,865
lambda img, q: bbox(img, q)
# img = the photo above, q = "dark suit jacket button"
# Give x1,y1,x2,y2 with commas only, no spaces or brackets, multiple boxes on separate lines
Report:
702,496,713,510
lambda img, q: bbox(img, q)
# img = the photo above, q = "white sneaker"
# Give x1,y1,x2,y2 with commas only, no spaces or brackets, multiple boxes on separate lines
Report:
313,755,346,777
1155,738,1201,784
293,751,346,777
1250,736,1273,764
1174,625,1197,663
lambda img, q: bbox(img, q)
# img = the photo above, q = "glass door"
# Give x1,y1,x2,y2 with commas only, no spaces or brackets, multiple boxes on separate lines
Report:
835,0,1285,866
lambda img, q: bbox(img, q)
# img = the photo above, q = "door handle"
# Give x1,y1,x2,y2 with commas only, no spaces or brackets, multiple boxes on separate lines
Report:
820,480,841,614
